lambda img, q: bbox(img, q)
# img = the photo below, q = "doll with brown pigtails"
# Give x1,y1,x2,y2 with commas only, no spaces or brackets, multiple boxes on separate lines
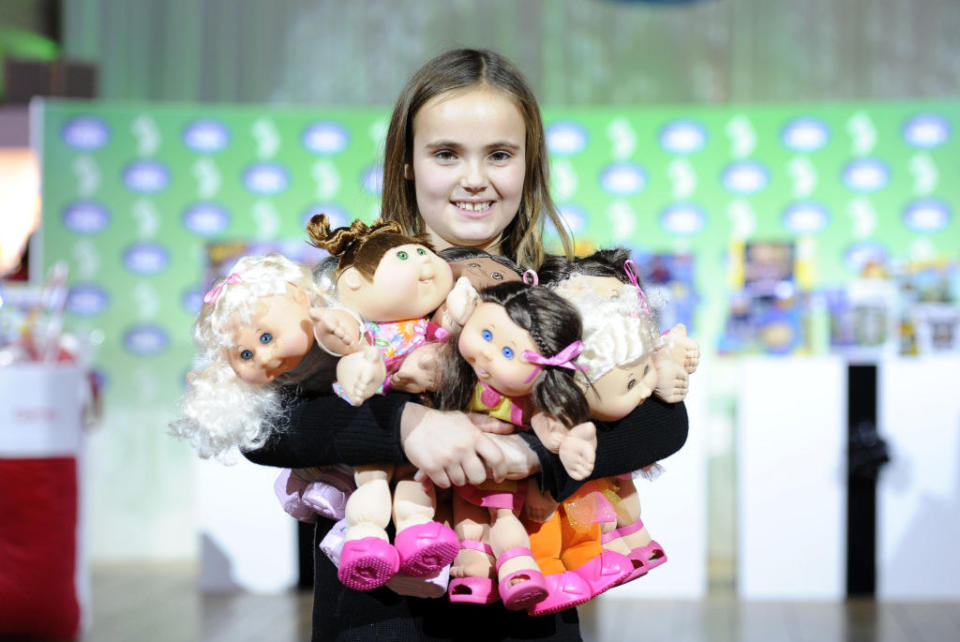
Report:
304,213,481,592
432,280,596,611
531,248,700,599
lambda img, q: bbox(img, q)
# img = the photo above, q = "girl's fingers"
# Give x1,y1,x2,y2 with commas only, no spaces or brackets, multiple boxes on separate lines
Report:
462,454,488,486
446,464,467,488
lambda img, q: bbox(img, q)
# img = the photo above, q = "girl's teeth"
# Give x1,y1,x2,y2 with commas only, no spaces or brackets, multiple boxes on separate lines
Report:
456,202,491,212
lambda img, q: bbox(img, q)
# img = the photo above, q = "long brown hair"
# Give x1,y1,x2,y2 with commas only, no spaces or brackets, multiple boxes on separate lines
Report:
380,48,573,270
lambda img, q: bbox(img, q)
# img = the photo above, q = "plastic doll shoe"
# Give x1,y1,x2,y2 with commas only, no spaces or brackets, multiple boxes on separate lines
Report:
447,539,498,605
338,537,400,591
496,547,548,611
571,550,633,597
527,571,592,617
628,540,667,575
395,522,459,577
301,481,350,521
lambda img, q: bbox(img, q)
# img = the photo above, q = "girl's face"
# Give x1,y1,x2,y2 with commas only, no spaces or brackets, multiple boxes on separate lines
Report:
409,87,526,254
581,355,657,422
226,286,314,385
458,301,539,397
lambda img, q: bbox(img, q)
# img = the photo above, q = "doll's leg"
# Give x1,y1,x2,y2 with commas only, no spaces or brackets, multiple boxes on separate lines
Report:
393,464,458,577
490,508,547,610
339,464,399,590
662,323,700,374
524,499,592,617
609,477,667,575
449,492,498,604
559,503,632,596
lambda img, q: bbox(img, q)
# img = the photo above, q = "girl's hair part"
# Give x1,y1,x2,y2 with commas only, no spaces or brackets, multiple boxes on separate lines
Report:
380,48,574,269
306,213,434,281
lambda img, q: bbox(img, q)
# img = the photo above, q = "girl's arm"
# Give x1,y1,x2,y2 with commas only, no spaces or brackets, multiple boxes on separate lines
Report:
519,397,689,502
242,395,510,486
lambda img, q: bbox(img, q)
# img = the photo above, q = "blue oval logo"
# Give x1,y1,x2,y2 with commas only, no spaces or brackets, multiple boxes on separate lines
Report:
546,122,589,156
722,161,769,195
123,325,169,356
660,203,706,236
659,120,707,154
843,241,889,272
902,114,950,149
600,163,647,196
782,202,830,234
122,243,170,276
183,203,230,236
842,159,890,193
302,122,350,155
182,119,231,153
123,160,171,193
301,205,350,231
557,205,587,233
61,116,111,150
66,284,110,316
781,117,830,152
61,201,111,235
362,165,384,195
903,200,951,232
243,162,290,196
182,287,205,315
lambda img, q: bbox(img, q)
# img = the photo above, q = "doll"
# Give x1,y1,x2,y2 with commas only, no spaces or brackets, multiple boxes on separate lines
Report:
433,280,595,611
171,253,337,460
303,214,476,591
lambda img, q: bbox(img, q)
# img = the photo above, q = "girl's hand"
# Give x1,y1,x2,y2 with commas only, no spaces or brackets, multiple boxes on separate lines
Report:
401,404,506,489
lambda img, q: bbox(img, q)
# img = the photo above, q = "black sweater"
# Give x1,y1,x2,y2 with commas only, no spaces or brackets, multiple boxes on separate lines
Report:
243,393,687,641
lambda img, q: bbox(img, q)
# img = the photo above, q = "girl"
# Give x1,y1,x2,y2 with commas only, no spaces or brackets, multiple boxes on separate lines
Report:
243,49,689,641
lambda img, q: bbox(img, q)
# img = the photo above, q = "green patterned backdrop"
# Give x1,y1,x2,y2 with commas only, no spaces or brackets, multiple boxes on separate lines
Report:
37,100,959,557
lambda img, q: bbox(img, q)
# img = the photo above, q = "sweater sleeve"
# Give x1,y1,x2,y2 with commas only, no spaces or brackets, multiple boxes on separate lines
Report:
520,397,689,502
241,391,414,468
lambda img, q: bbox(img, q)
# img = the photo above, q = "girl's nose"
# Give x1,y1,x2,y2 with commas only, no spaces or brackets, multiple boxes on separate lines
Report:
460,160,486,191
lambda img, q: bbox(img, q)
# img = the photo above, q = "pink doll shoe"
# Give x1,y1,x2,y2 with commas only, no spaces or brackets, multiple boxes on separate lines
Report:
527,571,592,617
571,550,633,597
627,540,667,577
496,547,548,611
338,537,400,591
394,522,459,577
448,540,499,605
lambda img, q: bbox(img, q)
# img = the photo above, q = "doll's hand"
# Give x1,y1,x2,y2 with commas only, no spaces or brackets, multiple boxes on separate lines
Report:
524,483,559,523
652,353,689,403
661,323,700,374
401,405,506,489
335,345,386,406
390,343,442,393
310,307,364,356
443,277,479,328
557,420,596,481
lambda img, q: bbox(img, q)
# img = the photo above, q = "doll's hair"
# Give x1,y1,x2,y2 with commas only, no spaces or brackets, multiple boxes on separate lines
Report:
170,253,323,459
438,246,523,276
306,213,434,280
554,274,661,384
435,281,589,426
380,48,574,269
539,247,636,287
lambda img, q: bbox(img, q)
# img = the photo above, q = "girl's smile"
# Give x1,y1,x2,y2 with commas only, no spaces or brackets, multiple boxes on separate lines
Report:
408,87,526,253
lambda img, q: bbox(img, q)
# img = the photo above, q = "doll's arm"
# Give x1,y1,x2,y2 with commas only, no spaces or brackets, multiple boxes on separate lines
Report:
389,342,442,394
436,276,479,331
520,397,688,502
310,307,365,357
529,412,596,481
335,344,387,406
652,350,689,403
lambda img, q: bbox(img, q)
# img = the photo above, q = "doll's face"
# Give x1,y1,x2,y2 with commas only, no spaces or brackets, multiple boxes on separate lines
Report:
226,285,314,385
579,275,628,299
459,301,539,397
337,243,454,322
580,354,657,422
449,256,521,290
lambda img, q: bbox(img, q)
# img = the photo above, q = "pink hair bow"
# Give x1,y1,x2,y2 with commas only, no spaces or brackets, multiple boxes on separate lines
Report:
623,259,651,313
522,340,586,382
203,272,243,305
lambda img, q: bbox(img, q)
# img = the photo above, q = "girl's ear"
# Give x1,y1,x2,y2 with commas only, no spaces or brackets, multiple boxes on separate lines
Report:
339,267,364,292
404,163,413,180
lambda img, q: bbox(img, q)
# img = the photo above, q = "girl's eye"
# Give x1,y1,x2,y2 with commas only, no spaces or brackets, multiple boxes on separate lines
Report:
260,332,273,344
397,251,409,260
481,329,493,342
501,346,514,359
417,248,426,256
434,150,455,161
490,151,511,162
627,378,637,391
240,349,253,361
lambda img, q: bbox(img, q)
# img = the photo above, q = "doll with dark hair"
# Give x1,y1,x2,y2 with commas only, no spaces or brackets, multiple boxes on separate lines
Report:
432,281,596,610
